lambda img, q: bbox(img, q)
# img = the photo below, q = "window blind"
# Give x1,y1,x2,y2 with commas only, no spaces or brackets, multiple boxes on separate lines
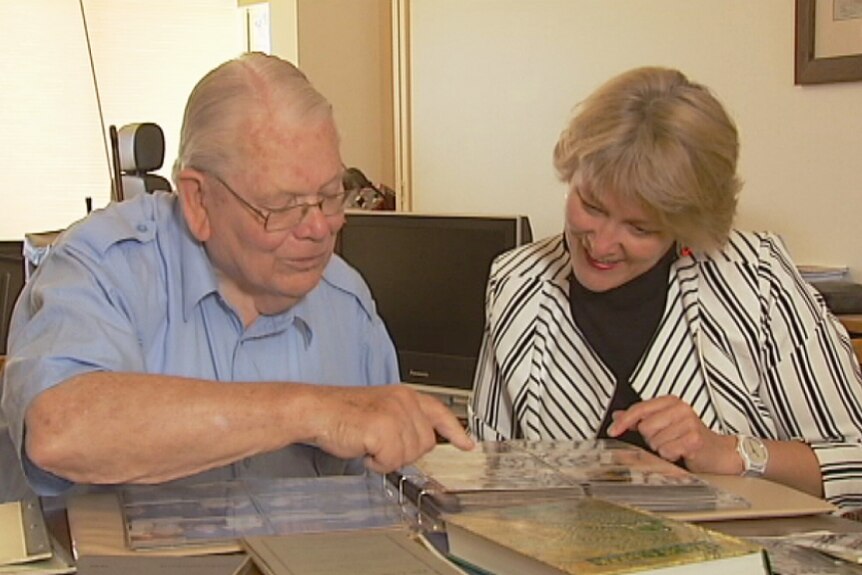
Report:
0,0,241,240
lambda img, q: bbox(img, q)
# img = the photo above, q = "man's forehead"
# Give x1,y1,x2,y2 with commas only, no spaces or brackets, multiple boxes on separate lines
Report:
245,118,342,193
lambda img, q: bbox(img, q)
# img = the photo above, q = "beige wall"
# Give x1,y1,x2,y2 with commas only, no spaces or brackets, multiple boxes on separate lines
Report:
267,0,298,63
296,0,395,189
0,0,240,240
407,0,862,278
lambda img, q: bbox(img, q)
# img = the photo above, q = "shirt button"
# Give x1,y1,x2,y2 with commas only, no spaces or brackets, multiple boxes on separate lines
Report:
136,224,148,233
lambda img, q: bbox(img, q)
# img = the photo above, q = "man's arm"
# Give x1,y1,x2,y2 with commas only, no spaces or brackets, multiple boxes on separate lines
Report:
25,371,472,485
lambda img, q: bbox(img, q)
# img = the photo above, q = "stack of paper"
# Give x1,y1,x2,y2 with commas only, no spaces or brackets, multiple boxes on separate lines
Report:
0,499,75,575
798,264,850,283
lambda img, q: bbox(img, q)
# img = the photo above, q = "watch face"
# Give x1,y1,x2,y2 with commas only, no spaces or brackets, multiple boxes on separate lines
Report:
743,437,768,465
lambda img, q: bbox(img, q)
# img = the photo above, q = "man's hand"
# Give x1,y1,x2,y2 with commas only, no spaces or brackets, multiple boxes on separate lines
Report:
606,395,740,474
307,384,474,473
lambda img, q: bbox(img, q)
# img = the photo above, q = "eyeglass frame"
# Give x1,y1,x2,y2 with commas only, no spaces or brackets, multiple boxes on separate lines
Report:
195,168,359,233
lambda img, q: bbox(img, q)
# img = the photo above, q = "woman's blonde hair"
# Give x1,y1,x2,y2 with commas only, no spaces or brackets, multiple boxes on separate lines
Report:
553,67,741,251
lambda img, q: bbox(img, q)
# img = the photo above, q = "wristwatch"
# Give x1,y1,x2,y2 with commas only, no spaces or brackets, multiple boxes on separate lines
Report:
736,435,769,477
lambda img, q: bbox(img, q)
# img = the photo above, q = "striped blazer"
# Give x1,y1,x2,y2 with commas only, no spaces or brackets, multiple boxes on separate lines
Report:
471,231,862,508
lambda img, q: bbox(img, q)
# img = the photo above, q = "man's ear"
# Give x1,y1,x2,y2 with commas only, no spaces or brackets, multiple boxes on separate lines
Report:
176,169,211,242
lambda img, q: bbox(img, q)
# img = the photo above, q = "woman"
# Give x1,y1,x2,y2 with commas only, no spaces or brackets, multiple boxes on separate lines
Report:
470,66,862,508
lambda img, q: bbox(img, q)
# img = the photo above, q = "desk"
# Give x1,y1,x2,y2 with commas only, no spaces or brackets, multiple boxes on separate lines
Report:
838,315,862,365
38,466,862,573
707,513,862,538
46,504,862,575
839,314,862,335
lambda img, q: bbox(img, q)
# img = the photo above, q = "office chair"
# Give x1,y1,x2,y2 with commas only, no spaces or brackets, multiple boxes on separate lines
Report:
112,122,172,201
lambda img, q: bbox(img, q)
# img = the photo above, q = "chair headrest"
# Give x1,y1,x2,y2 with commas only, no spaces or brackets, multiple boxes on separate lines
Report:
122,173,172,199
118,123,165,173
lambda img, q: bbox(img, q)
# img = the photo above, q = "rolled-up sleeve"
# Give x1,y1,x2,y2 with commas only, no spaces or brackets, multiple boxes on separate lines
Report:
2,218,158,494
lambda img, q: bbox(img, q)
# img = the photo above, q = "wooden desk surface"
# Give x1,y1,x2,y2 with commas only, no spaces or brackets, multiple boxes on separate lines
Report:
839,314,862,335
705,512,862,538
49,494,862,574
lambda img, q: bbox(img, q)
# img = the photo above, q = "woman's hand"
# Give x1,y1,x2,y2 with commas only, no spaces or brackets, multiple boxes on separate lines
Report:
607,395,824,496
606,395,741,474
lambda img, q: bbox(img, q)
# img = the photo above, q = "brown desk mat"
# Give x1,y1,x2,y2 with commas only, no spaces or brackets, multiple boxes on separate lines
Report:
666,473,836,523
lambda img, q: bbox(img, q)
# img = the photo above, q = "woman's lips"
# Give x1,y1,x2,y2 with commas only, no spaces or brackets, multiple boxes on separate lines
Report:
584,251,617,271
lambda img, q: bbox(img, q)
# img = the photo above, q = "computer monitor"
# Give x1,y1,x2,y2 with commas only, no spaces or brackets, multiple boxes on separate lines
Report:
0,241,25,355
336,211,533,394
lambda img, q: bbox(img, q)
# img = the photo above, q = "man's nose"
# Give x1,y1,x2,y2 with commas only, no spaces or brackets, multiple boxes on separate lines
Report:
293,202,332,239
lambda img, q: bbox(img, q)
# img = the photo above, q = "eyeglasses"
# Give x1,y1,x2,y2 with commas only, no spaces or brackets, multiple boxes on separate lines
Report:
203,170,359,232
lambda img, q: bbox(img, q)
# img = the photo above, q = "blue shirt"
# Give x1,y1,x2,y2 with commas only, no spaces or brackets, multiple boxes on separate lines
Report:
1,192,398,496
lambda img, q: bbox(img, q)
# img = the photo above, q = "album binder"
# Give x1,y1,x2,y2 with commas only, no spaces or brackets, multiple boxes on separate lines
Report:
385,439,743,526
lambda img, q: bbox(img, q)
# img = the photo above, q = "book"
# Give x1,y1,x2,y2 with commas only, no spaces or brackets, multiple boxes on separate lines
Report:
0,499,52,567
443,498,772,575
387,439,745,523
790,531,862,564
0,536,75,575
749,536,861,575
242,527,468,575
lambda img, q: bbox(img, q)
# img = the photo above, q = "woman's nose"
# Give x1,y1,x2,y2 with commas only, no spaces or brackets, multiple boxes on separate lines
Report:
587,222,619,256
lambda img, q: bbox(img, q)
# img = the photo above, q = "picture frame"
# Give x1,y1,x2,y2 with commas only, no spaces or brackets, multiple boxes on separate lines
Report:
795,0,862,84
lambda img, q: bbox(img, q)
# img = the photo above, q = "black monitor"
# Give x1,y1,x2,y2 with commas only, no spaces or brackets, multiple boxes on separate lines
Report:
336,212,533,393
0,241,25,354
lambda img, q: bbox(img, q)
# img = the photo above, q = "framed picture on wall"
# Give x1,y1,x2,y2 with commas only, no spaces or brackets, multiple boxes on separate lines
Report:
795,0,862,84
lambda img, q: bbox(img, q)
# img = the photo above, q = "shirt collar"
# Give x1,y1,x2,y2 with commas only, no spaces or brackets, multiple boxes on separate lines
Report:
277,264,347,347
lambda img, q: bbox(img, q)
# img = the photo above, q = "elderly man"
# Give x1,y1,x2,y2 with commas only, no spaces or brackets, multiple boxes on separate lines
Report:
0,53,471,499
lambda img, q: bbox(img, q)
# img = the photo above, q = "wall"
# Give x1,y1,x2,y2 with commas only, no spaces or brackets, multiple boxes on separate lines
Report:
297,0,395,189
0,0,394,241
407,1,862,277
267,0,298,63
0,0,240,241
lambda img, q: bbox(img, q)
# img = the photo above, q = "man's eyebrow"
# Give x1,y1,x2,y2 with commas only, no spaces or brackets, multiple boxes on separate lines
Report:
268,170,345,204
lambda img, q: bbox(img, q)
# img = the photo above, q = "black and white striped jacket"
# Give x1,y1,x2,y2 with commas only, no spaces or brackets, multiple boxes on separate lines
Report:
471,231,862,508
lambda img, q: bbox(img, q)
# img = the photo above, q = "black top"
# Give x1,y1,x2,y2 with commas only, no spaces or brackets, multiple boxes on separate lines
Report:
568,245,676,453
